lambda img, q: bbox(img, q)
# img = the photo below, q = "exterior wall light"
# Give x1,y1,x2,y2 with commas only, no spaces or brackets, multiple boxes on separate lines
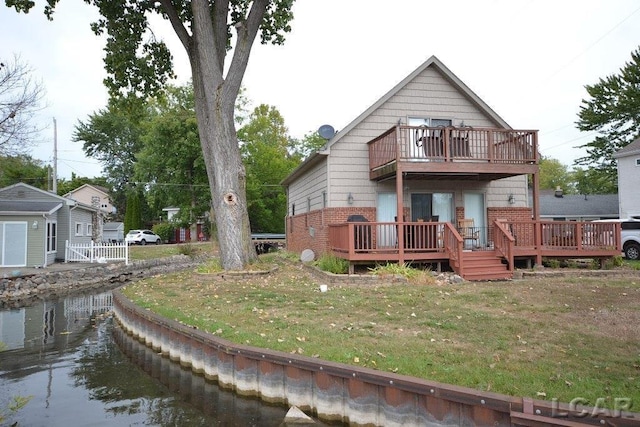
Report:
347,193,354,205
508,194,515,205
32,220,38,229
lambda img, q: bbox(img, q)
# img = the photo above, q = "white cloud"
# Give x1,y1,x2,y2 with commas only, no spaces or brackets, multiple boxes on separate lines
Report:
2,0,639,179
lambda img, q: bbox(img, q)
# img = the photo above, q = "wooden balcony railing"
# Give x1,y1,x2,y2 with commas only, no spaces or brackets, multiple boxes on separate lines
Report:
368,125,538,171
328,220,621,265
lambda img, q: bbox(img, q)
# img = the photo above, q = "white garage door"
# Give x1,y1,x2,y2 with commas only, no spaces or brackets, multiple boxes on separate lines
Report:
1,222,28,267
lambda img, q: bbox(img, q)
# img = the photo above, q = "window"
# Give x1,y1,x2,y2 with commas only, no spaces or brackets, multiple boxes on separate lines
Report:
75,222,83,236
622,221,640,230
410,193,453,222
47,222,57,252
636,158,640,166
408,117,452,127
87,223,93,236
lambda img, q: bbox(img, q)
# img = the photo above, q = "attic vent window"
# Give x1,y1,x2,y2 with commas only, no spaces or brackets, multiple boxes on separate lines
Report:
17,190,25,198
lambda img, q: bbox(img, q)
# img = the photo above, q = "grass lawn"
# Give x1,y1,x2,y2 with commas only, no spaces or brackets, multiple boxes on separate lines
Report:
120,249,640,409
128,241,215,261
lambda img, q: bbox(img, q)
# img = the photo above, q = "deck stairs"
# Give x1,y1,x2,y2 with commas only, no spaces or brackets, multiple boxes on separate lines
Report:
457,250,512,281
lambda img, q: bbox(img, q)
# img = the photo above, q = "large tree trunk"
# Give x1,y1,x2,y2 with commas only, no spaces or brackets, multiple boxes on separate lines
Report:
188,1,258,270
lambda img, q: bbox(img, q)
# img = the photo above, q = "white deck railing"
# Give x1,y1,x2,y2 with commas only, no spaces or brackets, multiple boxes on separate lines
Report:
65,240,129,265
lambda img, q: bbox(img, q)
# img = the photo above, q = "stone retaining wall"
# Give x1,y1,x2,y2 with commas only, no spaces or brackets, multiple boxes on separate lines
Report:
0,255,203,307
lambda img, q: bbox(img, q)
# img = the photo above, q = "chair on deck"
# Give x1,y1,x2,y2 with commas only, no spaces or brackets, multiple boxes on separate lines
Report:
458,218,480,248
414,126,444,158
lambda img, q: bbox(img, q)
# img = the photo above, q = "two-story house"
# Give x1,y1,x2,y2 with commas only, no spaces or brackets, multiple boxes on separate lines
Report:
281,56,620,279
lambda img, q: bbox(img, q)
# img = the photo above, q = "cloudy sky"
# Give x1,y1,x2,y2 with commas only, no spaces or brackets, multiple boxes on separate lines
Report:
2,0,640,180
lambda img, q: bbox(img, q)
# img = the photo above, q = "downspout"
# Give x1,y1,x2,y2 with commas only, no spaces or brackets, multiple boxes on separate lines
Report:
41,214,47,268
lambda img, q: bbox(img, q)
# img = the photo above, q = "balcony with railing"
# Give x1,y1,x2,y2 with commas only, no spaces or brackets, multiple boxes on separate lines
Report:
368,125,539,180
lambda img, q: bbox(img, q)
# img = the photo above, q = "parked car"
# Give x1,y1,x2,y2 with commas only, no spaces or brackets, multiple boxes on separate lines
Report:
592,219,640,260
125,229,162,245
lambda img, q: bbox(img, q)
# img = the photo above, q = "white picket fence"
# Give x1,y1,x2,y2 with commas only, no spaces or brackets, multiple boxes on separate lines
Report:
65,240,129,265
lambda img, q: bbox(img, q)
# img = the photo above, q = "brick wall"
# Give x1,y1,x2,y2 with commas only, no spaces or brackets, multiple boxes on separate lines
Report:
287,206,533,256
488,207,533,245
286,207,376,257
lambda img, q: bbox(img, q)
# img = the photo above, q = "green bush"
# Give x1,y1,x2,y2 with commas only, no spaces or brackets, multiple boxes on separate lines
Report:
315,253,349,274
177,242,196,257
152,222,174,243
543,258,561,269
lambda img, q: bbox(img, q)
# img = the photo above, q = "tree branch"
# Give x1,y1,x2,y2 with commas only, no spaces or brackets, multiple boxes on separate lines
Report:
224,0,268,99
212,0,230,76
158,0,192,54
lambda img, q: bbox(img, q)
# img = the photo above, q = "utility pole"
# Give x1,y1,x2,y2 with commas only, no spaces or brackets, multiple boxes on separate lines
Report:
53,117,58,193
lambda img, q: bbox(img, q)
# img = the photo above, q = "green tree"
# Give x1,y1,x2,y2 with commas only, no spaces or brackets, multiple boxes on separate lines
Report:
572,166,617,195
537,156,576,194
124,191,143,233
7,0,296,270
0,154,48,188
56,173,110,197
238,104,297,233
73,100,146,193
291,130,327,160
136,83,210,224
575,46,640,192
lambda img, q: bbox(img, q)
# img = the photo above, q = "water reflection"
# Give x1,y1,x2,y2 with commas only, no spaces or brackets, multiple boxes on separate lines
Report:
0,290,314,426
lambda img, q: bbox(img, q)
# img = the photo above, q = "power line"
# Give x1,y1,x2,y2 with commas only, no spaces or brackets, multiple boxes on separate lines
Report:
546,4,640,80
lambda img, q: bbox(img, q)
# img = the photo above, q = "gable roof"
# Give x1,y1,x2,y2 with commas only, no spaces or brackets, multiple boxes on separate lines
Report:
327,55,511,148
614,137,640,159
0,200,63,216
281,56,511,187
104,222,124,231
0,182,99,212
63,183,111,198
537,191,619,218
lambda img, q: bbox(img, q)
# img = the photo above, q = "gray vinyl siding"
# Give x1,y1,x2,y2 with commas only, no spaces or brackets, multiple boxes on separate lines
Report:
327,66,525,208
288,161,327,214
69,207,94,244
617,155,640,218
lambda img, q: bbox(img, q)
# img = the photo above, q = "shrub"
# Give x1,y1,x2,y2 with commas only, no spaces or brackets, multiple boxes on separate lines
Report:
315,253,349,274
543,258,560,269
177,242,196,257
152,222,174,243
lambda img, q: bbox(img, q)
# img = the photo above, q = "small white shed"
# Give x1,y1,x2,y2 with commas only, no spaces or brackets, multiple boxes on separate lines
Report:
103,222,124,243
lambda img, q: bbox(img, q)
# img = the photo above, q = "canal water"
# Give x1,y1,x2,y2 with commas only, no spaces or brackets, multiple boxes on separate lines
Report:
0,289,326,426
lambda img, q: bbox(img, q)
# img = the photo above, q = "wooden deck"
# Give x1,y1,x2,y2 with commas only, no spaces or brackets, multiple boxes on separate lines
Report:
368,125,538,181
328,220,621,280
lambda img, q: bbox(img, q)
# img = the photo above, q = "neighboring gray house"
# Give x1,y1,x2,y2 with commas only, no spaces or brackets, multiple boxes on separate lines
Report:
614,137,640,219
103,222,124,243
535,189,619,221
0,183,99,268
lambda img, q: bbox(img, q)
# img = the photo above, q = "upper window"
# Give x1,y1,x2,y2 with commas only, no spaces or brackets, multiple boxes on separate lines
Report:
87,223,93,236
408,117,452,127
635,158,640,166
75,222,83,236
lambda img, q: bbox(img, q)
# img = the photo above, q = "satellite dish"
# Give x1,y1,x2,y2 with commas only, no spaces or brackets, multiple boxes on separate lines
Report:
318,124,335,140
